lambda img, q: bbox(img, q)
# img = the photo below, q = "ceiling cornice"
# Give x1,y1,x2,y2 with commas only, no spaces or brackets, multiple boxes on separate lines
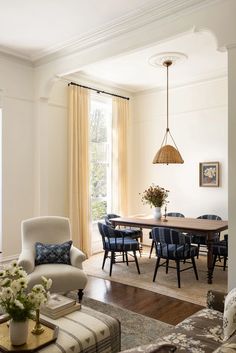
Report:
32,0,218,66
134,69,227,95
0,47,32,67
0,0,219,67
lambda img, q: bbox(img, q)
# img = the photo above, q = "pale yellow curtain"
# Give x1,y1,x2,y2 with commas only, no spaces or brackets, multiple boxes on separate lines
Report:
112,97,129,215
68,85,91,256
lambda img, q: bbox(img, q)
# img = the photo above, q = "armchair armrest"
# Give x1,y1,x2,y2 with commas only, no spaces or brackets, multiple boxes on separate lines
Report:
18,250,35,274
70,246,87,269
207,290,227,313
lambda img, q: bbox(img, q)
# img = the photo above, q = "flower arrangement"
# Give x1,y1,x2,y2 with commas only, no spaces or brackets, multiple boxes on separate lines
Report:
140,184,169,208
204,167,216,179
0,261,52,322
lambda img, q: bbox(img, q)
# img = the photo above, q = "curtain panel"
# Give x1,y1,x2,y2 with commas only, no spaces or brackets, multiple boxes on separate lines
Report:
112,97,129,215
68,85,91,256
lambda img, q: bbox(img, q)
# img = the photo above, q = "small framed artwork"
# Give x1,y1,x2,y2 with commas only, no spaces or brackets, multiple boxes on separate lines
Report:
199,162,219,187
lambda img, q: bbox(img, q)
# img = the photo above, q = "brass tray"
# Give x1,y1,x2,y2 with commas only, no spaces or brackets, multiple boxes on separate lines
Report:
0,316,58,352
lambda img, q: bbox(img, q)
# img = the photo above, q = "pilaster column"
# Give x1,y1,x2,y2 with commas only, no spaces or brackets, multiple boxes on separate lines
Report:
34,97,50,215
228,45,236,290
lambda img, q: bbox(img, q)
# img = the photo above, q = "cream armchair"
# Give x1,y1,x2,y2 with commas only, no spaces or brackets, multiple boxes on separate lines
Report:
18,216,88,302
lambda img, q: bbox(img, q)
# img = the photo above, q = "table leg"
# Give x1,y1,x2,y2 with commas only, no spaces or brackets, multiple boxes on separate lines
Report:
207,232,214,284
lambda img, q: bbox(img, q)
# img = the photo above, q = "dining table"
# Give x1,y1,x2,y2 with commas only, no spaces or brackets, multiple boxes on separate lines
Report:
110,215,228,284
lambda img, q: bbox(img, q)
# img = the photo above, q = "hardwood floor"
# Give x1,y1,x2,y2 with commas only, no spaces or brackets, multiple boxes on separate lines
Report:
84,275,204,325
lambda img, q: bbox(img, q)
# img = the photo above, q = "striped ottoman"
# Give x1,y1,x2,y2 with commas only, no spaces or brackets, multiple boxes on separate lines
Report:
40,306,121,353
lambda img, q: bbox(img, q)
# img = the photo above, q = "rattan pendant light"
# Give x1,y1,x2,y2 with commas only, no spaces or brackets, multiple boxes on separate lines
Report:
153,60,184,164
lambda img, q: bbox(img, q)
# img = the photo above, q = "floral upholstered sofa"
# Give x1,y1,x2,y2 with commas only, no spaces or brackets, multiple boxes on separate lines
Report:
121,290,236,353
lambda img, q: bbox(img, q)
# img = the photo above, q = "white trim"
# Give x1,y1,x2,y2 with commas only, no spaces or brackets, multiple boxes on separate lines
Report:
0,254,19,264
48,102,67,109
3,95,34,104
133,71,227,96
0,50,32,67
0,90,3,108
132,104,227,126
25,0,218,66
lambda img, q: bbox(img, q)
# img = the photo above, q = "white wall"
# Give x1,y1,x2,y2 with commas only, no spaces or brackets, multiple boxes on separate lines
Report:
0,55,35,259
45,81,68,216
228,47,236,290
128,78,228,223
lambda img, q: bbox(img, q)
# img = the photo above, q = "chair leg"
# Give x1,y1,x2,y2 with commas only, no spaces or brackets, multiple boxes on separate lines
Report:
176,260,181,288
153,257,161,282
197,244,200,259
133,251,140,274
125,252,129,266
78,289,84,303
212,254,217,275
149,240,155,258
136,238,142,257
166,259,169,274
223,256,227,271
102,250,108,269
109,252,115,276
191,257,199,280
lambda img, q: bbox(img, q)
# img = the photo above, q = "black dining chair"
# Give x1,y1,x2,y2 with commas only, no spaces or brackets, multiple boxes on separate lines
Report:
212,234,228,274
149,212,185,258
97,222,140,276
151,227,199,288
191,214,222,258
105,213,143,255
105,213,143,239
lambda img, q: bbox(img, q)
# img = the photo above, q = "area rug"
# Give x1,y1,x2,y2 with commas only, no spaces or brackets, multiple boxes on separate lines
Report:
68,294,173,351
83,251,227,306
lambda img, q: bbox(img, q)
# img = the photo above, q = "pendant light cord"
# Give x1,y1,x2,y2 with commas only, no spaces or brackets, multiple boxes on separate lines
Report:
167,63,169,132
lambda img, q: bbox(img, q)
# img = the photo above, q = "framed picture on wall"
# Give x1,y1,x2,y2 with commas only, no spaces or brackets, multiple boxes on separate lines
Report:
199,162,219,187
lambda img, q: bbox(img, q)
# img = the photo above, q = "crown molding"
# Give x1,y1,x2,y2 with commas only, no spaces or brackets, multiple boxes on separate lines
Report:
0,47,32,67
32,0,218,66
133,69,227,96
67,67,227,96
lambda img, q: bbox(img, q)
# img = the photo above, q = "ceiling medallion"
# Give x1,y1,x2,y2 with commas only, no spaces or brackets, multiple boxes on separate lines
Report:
148,52,188,68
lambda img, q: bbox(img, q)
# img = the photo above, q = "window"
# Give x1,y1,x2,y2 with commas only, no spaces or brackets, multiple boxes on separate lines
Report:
89,95,112,253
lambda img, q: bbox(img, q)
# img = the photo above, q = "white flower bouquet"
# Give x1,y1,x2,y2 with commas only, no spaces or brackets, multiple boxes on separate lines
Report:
0,261,52,322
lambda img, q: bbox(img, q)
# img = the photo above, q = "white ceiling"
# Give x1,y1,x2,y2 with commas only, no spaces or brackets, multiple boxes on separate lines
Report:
75,31,227,92
0,0,152,60
0,0,226,91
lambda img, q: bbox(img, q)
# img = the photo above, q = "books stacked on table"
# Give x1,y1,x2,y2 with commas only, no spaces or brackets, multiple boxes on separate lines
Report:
41,294,81,319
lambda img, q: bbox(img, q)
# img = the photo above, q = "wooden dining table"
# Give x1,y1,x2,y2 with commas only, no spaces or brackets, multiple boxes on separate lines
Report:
110,215,228,284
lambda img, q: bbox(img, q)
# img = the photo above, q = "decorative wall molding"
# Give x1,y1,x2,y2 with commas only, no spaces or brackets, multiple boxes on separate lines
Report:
0,0,217,67
3,95,34,104
134,70,227,96
0,254,19,264
0,49,32,67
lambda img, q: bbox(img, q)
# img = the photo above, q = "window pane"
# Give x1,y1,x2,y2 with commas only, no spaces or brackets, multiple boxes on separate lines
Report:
89,96,112,254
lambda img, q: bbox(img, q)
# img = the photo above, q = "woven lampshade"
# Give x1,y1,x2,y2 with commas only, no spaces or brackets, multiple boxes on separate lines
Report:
153,144,184,164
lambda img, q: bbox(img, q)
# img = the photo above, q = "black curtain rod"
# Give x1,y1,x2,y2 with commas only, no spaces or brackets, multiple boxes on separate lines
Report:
68,82,129,101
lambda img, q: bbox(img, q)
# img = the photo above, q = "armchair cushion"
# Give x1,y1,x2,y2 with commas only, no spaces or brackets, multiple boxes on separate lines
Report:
26,263,88,293
70,246,87,269
35,240,72,265
18,249,35,274
223,288,236,341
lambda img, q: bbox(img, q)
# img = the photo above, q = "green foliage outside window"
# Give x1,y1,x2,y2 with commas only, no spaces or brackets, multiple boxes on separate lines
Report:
90,107,110,221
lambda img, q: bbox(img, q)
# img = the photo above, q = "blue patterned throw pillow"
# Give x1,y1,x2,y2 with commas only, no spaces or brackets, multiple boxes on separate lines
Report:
35,241,72,265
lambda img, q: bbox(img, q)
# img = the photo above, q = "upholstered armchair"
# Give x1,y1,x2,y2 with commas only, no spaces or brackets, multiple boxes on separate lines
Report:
18,216,88,302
